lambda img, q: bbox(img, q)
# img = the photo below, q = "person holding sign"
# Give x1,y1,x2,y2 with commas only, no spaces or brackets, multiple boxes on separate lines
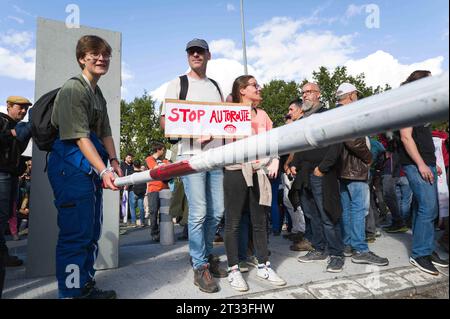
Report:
224,75,286,292
160,39,227,294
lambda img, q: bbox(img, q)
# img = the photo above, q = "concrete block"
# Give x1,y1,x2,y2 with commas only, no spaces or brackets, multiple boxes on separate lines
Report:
307,279,373,299
354,271,415,298
395,267,448,294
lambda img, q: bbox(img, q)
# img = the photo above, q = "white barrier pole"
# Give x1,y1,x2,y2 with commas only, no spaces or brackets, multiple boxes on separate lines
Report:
115,72,449,187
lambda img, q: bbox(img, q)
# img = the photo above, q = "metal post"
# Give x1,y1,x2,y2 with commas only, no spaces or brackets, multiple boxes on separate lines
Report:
159,189,174,245
240,0,248,75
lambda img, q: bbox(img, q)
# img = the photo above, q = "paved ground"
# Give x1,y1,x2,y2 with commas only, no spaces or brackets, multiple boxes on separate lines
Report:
3,225,449,299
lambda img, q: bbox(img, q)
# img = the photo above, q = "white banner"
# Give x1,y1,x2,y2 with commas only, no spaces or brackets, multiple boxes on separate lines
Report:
165,99,252,138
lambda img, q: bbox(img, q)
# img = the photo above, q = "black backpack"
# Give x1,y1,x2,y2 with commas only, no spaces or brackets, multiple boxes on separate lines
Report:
31,77,83,152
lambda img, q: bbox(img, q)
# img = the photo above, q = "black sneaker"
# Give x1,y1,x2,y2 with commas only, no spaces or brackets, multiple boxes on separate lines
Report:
327,256,345,273
76,282,117,299
352,251,389,266
431,252,449,268
297,250,328,263
410,256,439,275
194,264,219,293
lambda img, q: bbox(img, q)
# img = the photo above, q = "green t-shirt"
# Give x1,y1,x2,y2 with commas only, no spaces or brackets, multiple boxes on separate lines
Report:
51,74,112,141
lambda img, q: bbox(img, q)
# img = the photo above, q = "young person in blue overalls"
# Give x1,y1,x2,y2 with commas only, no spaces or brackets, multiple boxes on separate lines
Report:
48,35,122,299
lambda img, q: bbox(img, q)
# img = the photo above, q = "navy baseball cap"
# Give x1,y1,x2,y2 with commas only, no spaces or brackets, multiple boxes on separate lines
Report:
186,38,209,51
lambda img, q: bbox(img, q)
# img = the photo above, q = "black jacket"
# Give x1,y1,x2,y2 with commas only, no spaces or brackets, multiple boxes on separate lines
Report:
289,106,343,224
0,113,28,175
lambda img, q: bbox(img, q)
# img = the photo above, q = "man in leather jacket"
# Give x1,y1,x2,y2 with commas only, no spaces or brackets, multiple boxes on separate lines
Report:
336,83,389,267
0,96,32,298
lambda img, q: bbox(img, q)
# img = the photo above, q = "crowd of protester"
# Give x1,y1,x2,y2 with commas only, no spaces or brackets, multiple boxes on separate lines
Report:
0,36,448,299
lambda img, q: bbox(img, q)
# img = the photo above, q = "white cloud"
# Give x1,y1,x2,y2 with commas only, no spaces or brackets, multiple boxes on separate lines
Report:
345,50,444,88
122,62,134,81
150,16,444,103
150,58,255,103
0,31,33,49
121,62,134,100
345,4,366,18
210,39,242,60
7,16,25,24
213,17,356,84
0,105,6,115
13,5,35,17
226,3,236,12
0,47,35,81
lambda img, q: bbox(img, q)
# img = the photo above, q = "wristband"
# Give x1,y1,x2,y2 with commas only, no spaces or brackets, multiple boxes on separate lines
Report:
109,157,119,165
100,167,114,179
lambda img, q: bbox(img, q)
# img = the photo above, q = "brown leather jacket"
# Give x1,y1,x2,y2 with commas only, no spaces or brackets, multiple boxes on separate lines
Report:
339,137,372,181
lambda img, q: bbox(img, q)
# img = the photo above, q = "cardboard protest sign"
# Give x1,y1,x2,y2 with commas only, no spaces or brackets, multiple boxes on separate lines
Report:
164,99,252,138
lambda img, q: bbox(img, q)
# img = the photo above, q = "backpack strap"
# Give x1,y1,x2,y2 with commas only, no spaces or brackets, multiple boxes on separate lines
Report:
208,78,224,102
179,75,223,101
179,75,188,101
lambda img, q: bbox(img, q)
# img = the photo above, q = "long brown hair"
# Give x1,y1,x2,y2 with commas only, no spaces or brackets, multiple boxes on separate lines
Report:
231,75,255,103
401,70,431,86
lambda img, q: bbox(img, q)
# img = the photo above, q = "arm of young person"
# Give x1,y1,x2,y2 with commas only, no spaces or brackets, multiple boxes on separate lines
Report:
102,136,123,177
76,137,119,190
400,127,434,183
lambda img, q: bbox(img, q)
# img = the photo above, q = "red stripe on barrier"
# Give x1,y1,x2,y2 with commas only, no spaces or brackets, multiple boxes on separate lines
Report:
149,160,196,181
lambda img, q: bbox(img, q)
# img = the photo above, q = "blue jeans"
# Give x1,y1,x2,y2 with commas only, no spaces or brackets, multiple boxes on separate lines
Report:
299,175,344,256
181,169,224,269
128,191,137,224
134,194,145,225
403,165,438,258
396,176,412,222
340,180,370,253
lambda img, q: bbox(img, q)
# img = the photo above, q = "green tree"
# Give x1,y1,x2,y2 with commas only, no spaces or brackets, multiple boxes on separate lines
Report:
260,80,301,127
300,66,391,108
120,93,166,162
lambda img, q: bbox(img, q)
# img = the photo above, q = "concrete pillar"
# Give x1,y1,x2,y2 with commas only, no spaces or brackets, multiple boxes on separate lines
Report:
26,18,121,277
159,189,174,246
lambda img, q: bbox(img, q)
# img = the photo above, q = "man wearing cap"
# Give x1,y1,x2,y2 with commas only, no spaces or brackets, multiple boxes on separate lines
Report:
0,96,32,298
336,83,389,267
160,39,227,293
290,83,345,273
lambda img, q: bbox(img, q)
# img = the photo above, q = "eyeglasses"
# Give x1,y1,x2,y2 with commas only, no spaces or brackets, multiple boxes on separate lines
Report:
187,47,207,55
302,90,319,95
86,53,112,61
247,83,261,90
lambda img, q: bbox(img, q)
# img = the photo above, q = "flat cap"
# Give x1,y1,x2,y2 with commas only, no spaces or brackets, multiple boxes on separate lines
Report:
7,96,32,106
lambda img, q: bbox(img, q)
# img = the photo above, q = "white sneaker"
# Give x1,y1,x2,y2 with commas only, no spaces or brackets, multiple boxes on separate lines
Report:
227,265,249,292
256,262,286,286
